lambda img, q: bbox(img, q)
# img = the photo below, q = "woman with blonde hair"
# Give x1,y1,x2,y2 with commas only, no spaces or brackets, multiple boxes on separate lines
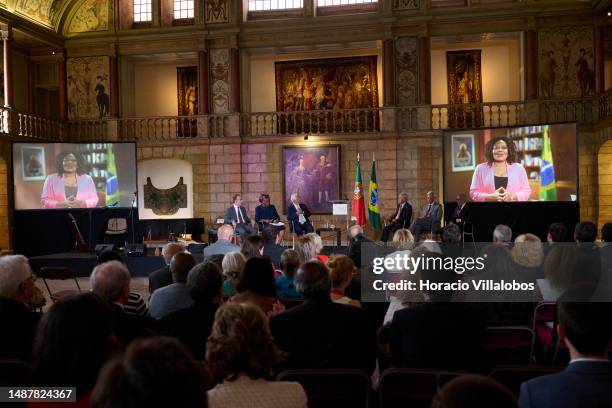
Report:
294,235,317,263
391,229,414,251
305,232,328,263
327,255,360,307
206,303,307,408
221,251,246,297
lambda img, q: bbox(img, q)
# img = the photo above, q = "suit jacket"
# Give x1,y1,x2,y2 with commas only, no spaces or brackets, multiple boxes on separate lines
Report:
348,234,372,268
148,264,172,294
417,202,443,228
445,202,469,225
287,203,311,226
0,299,41,362
203,239,240,257
389,202,412,228
519,361,612,408
389,302,486,372
225,205,251,224
269,295,376,374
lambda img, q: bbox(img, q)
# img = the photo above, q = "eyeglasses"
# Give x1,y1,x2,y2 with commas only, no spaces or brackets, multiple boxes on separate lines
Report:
63,159,77,163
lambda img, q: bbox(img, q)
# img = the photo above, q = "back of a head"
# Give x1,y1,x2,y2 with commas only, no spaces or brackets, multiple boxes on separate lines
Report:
237,257,276,297
432,375,516,408
602,223,612,243
511,233,543,268
92,336,208,408
544,244,578,289
305,233,323,253
262,227,277,244
557,283,612,356
217,224,234,242
548,222,569,242
441,223,462,244
187,261,223,303
0,254,31,299
205,254,225,271
241,235,265,259
294,260,331,299
348,225,363,240
90,261,130,302
170,252,197,284
295,235,317,263
327,255,354,289
97,249,125,265
221,251,246,278
162,242,186,264
481,244,515,281
33,293,113,394
392,228,414,250
493,224,512,243
575,221,597,243
280,249,300,278
206,303,283,383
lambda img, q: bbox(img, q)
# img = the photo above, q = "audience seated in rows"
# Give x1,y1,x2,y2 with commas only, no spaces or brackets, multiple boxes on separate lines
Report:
270,260,376,374
547,222,570,244
92,336,209,408
204,224,239,258
537,245,578,302
148,252,197,319
206,303,307,408
276,249,300,299
262,227,285,268
158,261,223,361
232,257,283,315
241,235,265,259
575,221,598,243
0,255,41,362
98,249,147,315
347,224,371,268
90,260,154,348
294,235,318,263
433,375,516,408
328,254,360,307
305,232,328,263
149,242,185,294
519,283,612,407
221,251,245,297
493,224,512,243
511,233,545,282
31,293,114,407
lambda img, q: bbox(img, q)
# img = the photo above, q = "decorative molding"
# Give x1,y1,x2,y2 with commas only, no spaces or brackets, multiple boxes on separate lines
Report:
206,0,229,24
395,36,418,105
210,48,230,114
393,0,419,10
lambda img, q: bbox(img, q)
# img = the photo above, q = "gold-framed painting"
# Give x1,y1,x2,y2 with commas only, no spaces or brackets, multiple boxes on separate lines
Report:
177,66,198,137
275,56,379,133
446,50,483,128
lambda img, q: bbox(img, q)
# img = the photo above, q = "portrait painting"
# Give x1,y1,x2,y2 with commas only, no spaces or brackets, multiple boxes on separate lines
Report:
21,145,46,181
446,50,483,128
451,134,475,172
275,56,378,133
283,145,341,214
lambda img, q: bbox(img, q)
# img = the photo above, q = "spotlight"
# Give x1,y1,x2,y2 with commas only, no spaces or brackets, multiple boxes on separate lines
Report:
304,135,309,141
608,11,611,16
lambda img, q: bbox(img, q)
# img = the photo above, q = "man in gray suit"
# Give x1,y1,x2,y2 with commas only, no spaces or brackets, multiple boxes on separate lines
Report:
203,224,239,258
224,194,257,238
409,191,442,241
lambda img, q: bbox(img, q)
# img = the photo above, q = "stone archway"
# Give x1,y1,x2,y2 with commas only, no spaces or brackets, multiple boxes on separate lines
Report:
598,140,612,229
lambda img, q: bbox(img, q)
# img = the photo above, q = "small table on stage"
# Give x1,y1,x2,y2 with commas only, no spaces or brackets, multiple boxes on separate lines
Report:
316,227,341,247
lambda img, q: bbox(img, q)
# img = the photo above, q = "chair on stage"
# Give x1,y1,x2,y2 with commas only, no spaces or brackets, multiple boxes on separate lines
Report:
40,266,81,303
104,218,128,244
462,220,476,249
277,369,371,408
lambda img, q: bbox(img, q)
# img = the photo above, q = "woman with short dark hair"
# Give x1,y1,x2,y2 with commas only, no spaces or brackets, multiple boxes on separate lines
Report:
41,151,99,208
232,257,283,315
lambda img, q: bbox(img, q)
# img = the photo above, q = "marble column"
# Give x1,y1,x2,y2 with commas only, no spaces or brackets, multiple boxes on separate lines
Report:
230,47,240,113
198,50,209,114
383,38,394,106
58,53,67,120
2,26,13,108
418,36,431,104
525,30,537,100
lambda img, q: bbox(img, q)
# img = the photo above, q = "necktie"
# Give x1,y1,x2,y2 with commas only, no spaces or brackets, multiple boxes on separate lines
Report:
236,207,243,223
395,204,403,220
425,204,432,217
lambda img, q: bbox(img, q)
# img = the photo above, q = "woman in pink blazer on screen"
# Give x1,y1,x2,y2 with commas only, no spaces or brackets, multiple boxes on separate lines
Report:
40,151,99,208
470,136,531,202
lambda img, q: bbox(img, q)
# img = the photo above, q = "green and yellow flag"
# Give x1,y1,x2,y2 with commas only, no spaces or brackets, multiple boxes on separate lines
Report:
106,144,120,206
368,157,381,230
539,126,557,201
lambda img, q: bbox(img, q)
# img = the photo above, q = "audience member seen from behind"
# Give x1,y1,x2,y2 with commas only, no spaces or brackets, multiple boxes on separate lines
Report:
305,232,328,263
206,303,307,408
347,224,372,268
519,283,612,408
493,224,512,244
241,234,265,259
575,221,598,243
148,252,197,320
232,256,283,315
328,255,360,307
149,242,185,294
92,336,209,408
537,245,578,302
31,293,114,407
270,260,377,374
97,249,147,316
602,223,612,243
0,255,41,362
276,249,301,299
294,235,318,263
432,375,516,408
511,233,545,281
204,224,239,258
158,261,224,361
221,251,246,297
574,221,602,287
548,222,570,243
262,227,285,268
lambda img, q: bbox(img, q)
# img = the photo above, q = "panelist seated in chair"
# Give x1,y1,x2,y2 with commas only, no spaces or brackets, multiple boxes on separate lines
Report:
410,191,442,241
287,193,314,236
381,192,413,242
255,193,285,245
225,194,257,238
445,192,469,230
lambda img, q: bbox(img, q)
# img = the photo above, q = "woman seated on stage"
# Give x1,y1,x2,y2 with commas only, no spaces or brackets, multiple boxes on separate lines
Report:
255,193,285,245
469,136,531,202
41,151,99,208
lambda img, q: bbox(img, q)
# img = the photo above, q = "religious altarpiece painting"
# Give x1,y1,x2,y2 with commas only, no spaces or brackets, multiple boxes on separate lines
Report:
446,50,483,128
275,56,379,134
177,66,198,137
282,145,341,214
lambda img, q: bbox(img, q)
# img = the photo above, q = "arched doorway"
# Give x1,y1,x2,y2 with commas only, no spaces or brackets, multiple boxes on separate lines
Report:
598,140,612,230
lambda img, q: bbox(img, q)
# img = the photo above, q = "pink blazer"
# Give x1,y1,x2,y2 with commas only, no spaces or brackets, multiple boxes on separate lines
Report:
41,174,99,208
469,162,532,202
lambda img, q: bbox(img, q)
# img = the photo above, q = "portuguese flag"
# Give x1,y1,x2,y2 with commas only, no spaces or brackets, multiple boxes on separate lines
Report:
368,157,382,230
352,154,366,226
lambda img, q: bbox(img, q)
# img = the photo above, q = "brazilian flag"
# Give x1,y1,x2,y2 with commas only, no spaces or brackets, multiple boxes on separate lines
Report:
106,144,120,206
368,159,382,230
539,126,557,201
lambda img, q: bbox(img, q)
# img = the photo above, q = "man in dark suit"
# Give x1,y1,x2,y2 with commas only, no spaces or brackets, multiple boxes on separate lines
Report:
148,242,186,295
225,193,257,238
0,255,41,362
410,191,443,241
445,192,469,230
381,192,412,242
287,193,314,236
270,260,376,374
519,283,612,408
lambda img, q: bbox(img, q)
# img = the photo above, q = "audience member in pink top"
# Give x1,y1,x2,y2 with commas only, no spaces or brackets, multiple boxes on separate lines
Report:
40,151,99,208
470,136,531,202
